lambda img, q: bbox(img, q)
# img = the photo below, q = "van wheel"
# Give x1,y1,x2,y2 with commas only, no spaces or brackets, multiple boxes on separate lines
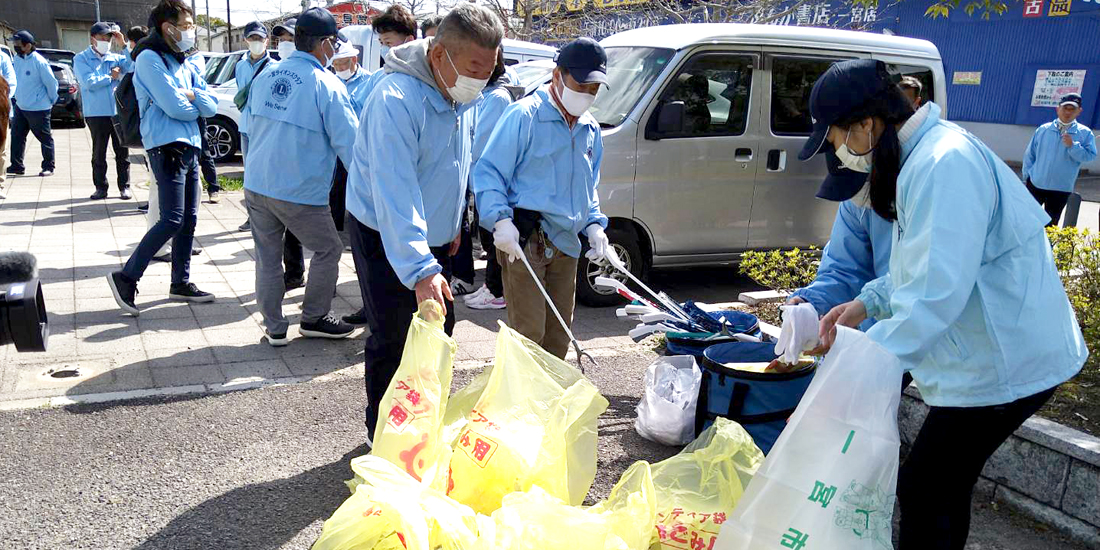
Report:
205,117,238,163
576,228,644,308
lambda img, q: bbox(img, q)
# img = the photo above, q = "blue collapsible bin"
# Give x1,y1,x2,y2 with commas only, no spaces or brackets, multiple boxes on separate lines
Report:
664,309,762,358
696,341,816,454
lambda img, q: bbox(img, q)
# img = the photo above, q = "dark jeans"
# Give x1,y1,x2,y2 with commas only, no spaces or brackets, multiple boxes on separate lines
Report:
197,117,219,192
9,104,54,172
478,224,503,298
897,386,1057,550
1026,179,1071,228
284,230,305,281
86,116,130,191
122,144,200,285
454,198,475,284
349,216,455,439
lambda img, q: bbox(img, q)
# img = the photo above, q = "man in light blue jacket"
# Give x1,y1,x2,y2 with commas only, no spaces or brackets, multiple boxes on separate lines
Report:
0,44,16,188
1022,93,1097,226
7,31,58,178
108,0,219,316
244,8,360,345
474,38,610,359
74,22,132,200
346,3,503,442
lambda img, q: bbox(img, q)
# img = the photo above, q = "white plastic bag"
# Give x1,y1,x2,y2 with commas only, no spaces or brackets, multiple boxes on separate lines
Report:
717,326,903,550
635,356,702,446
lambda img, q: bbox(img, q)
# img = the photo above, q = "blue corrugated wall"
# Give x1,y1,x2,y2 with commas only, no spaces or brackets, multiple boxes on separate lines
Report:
880,0,1100,127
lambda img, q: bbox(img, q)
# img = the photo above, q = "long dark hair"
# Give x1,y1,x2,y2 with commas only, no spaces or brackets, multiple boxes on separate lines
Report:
834,83,916,221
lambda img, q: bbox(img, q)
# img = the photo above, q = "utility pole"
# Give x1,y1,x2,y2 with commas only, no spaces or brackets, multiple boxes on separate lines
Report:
206,0,212,50
94,0,101,22
226,0,232,51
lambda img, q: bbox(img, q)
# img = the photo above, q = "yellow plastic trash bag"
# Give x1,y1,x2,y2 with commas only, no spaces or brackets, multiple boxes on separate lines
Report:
371,300,457,485
478,460,657,550
313,455,480,550
445,322,609,514
649,417,764,550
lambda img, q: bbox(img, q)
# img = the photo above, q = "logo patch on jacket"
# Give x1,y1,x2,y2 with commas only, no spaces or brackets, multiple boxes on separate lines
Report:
272,78,293,102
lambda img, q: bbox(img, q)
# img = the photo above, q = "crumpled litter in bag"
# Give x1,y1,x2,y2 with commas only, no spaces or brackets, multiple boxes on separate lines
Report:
478,460,657,550
371,300,456,485
649,417,764,550
311,456,480,550
444,322,610,514
635,355,702,446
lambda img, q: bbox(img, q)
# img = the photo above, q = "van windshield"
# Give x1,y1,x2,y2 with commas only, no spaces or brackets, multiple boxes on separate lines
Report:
591,47,675,128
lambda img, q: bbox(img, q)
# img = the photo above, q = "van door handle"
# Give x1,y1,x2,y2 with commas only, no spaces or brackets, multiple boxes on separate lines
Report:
734,148,753,162
767,149,787,172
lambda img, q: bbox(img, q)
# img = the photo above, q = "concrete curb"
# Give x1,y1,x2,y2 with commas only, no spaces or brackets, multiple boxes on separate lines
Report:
899,388,1100,547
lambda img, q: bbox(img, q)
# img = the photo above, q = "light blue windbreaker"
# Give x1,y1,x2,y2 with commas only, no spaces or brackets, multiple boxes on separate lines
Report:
474,87,608,259
73,46,128,117
856,103,1087,408
341,67,373,114
245,51,358,206
133,49,217,150
12,50,57,112
0,49,15,99
472,81,514,162
790,200,892,330
234,52,270,135
345,39,476,289
1022,119,1097,194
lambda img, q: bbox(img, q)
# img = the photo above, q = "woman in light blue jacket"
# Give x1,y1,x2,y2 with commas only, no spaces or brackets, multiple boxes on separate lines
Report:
808,60,1087,549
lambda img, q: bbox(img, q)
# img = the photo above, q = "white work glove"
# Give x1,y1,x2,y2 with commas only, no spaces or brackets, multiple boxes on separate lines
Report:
493,218,522,263
774,302,820,365
585,224,609,263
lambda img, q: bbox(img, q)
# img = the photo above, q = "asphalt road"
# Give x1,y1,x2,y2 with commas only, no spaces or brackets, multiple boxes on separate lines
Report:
0,348,1089,550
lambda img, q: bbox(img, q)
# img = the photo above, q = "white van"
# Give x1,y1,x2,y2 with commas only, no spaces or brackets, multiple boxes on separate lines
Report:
528,24,946,306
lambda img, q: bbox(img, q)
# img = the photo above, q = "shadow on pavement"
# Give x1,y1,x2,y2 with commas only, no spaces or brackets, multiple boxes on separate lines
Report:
132,444,369,549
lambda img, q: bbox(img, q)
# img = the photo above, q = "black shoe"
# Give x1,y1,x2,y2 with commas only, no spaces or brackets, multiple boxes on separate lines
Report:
299,313,355,339
5,167,24,175
265,329,289,347
38,170,53,177
107,272,140,316
168,282,215,303
90,189,108,200
137,202,149,212
284,276,305,291
238,220,251,232
120,188,133,200
342,309,368,325
191,247,202,256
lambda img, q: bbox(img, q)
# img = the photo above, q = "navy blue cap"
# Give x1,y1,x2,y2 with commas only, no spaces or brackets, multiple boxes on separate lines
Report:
12,30,35,45
555,37,608,87
295,8,338,38
816,148,871,202
272,18,297,37
90,22,114,36
799,59,892,161
1060,93,1083,108
244,21,268,39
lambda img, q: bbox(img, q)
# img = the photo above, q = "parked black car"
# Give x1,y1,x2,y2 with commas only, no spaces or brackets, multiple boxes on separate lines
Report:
37,48,76,68
50,63,84,127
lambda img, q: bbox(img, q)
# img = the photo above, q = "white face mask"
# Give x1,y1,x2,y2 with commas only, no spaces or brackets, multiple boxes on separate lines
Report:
248,41,266,56
556,74,597,117
277,41,295,60
173,27,196,52
337,68,354,80
835,126,874,174
94,40,112,55
441,49,487,104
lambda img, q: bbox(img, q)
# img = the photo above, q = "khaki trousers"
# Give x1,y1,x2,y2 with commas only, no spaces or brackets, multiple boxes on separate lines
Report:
499,231,579,360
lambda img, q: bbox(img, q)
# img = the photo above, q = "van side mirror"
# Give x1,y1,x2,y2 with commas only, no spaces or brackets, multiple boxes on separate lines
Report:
656,101,685,136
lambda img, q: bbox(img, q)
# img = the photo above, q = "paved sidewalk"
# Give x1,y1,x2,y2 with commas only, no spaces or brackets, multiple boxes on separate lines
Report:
0,129,640,408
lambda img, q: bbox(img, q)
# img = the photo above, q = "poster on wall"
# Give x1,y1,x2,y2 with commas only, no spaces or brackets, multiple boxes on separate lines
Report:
1031,69,1087,107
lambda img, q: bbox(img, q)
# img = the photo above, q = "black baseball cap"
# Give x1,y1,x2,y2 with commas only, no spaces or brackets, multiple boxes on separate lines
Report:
295,8,338,38
90,22,114,36
244,21,268,39
1060,93,1083,108
555,37,608,87
799,59,892,162
273,18,297,37
12,30,35,45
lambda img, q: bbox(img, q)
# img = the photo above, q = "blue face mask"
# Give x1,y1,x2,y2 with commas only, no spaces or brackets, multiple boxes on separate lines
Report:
380,45,391,58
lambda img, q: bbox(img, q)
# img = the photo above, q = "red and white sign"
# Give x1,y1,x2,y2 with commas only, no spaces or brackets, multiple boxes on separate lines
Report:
1023,0,1045,17
1031,69,1087,108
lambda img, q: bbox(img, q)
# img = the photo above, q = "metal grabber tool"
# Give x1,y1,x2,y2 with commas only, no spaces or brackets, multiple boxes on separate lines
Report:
517,250,599,374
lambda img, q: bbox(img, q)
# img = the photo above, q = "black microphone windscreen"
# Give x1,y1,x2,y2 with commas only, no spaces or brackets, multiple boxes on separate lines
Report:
0,252,38,285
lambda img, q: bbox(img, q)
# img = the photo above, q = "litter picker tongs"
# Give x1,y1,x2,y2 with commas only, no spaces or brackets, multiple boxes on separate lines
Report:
517,251,599,373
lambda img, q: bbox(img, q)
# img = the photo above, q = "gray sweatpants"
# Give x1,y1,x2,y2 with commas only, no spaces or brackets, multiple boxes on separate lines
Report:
245,189,342,335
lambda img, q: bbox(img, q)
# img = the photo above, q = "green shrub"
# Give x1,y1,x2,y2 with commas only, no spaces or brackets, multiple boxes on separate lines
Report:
1047,227,1100,370
738,247,820,294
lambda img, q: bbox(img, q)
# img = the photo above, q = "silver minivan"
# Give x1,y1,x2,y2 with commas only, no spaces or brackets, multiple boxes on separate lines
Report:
554,24,946,306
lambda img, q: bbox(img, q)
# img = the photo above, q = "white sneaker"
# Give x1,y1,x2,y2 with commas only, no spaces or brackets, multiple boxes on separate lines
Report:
450,277,475,296
463,285,490,304
469,295,506,310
